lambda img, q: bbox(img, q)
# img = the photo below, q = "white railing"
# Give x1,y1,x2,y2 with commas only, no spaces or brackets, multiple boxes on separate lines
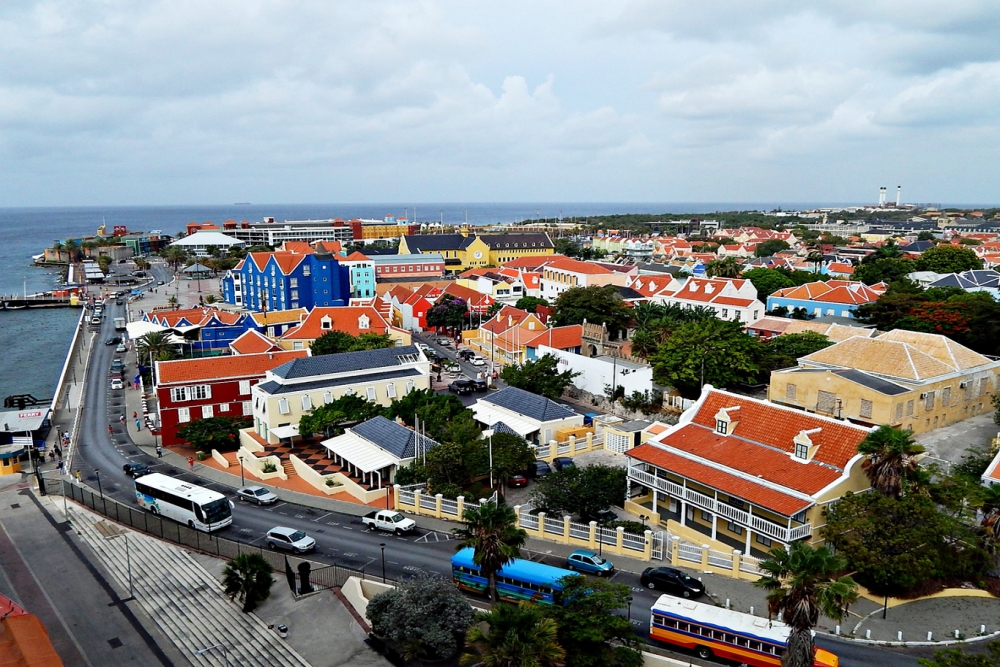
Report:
740,554,763,575
419,494,437,511
520,513,539,531
534,442,552,459
544,520,564,537
708,550,732,569
557,441,572,455
440,498,459,516
788,523,812,541
568,522,590,541
678,543,702,564
398,489,416,507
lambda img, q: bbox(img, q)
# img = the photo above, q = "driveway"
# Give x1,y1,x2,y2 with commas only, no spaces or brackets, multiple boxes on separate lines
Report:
915,413,998,466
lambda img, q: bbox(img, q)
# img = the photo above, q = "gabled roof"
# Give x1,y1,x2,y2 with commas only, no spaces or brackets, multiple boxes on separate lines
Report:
799,333,989,381
524,324,584,349
230,329,283,355
280,306,392,340
270,345,423,380
480,386,577,423
781,320,876,342
157,350,308,385
402,234,467,252
440,282,493,306
481,306,537,333
878,329,993,371
352,416,440,459
770,280,885,305
543,257,616,275
746,316,794,334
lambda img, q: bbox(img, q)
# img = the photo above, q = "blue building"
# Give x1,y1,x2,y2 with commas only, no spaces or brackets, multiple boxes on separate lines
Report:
222,248,351,312
338,251,377,299
142,307,256,352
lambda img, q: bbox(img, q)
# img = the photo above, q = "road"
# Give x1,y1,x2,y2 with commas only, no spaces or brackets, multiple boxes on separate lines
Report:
69,269,923,667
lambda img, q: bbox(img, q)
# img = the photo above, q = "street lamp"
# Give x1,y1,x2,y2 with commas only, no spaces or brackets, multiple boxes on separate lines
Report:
640,514,648,530
627,595,633,622
95,469,106,514
379,543,387,583
237,454,245,487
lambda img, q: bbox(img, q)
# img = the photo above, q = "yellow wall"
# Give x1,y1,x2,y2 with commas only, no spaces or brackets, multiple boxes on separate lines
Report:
400,235,553,270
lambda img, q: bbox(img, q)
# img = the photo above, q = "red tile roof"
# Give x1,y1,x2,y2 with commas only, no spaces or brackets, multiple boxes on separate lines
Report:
441,282,494,307
481,306,536,333
524,324,583,349
229,330,283,355
544,257,616,275
280,306,393,340
157,350,308,384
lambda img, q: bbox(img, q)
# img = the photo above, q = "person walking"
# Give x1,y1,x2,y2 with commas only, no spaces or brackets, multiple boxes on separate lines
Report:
156,445,163,458
119,414,125,425
135,419,142,431
108,424,113,435
187,456,195,470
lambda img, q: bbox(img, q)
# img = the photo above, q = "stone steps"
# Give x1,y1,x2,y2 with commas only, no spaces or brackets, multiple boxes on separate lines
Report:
71,506,310,667
281,461,297,478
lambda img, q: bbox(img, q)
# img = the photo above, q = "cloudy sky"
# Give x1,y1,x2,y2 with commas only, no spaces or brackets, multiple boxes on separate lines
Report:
2,1,998,206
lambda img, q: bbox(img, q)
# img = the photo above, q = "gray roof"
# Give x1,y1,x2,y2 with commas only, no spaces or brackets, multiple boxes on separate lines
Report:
271,345,421,380
403,234,467,252
0,408,50,432
928,273,977,289
834,369,910,396
403,233,554,253
960,270,1000,287
491,421,526,439
482,387,577,423
352,415,439,459
257,368,422,395
615,419,653,432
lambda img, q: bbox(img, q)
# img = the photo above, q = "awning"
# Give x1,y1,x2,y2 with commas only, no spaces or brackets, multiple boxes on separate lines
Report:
0,409,50,432
270,425,300,439
321,433,398,473
471,405,537,437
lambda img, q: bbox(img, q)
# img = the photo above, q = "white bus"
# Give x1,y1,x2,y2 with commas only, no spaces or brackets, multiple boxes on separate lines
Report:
134,473,233,532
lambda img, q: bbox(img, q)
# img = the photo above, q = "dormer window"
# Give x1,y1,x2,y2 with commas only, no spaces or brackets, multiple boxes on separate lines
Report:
358,315,370,330
794,442,809,459
321,316,332,330
716,419,728,435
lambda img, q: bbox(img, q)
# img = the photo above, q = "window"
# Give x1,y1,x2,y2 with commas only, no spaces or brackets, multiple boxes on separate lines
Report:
219,403,229,412
726,521,743,535
756,534,772,547
386,384,397,399
785,383,797,401
906,399,914,416
924,391,935,411
406,380,414,394
794,442,808,460
301,395,312,410
980,378,990,397
178,407,190,423
859,399,873,419
290,289,299,300
278,399,290,415
894,402,903,421
715,419,727,435
721,308,728,318
289,278,298,288
242,401,252,416
239,380,251,395
700,510,711,522
324,391,333,404
942,386,951,405
817,390,837,413
366,387,376,401
192,385,211,400
303,265,311,276
202,405,214,419
293,341,303,350
170,387,191,402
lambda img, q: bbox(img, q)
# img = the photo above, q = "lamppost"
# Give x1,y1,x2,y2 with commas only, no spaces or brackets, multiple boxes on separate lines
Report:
237,454,245,487
105,532,134,600
640,514,649,530
95,469,103,499
627,595,633,622
379,543,387,583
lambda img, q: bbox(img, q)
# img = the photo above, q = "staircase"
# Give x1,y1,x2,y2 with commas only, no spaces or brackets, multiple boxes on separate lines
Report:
282,460,297,478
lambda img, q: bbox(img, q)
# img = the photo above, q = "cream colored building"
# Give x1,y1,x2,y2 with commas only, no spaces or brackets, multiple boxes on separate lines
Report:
769,330,1000,434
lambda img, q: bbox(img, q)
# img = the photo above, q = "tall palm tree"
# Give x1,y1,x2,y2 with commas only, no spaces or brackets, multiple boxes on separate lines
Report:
136,331,177,367
857,425,925,499
805,251,825,274
979,484,1000,539
63,239,80,262
222,553,274,613
754,542,857,667
462,602,565,667
705,256,741,278
133,257,150,271
453,502,527,603
162,246,188,270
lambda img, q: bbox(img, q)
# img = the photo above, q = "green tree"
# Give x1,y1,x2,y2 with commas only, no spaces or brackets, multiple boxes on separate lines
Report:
136,330,177,364
485,302,505,318
977,483,1000,540
852,258,916,286
387,389,471,443
531,465,627,521
649,318,761,397
500,355,580,400
298,393,386,439
704,256,741,278
463,602,566,667
428,295,469,333
176,416,250,453
425,437,488,490
758,332,832,379
550,286,631,340
515,296,549,313
546,576,642,667
222,553,274,613
863,239,904,263
367,572,475,661
919,639,1000,666
161,245,188,270
489,433,536,496
628,302,715,359
857,425,925,499
754,542,858,667
741,267,796,299
310,330,394,355
917,231,938,241
915,245,983,273
454,502,527,603
755,239,791,257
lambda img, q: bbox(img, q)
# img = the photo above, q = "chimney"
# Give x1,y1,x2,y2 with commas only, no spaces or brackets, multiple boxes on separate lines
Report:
896,186,902,207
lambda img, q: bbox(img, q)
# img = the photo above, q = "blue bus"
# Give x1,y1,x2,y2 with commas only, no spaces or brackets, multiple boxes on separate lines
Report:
451,547,579,605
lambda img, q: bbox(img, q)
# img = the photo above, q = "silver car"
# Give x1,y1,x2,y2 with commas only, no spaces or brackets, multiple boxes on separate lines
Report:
236,486,278,505
266,527,316,553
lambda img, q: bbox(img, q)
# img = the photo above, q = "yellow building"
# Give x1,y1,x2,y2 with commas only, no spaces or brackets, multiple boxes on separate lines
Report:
399,232,554,272
769,329,1000,434
626,387,874,557
463,306,546,366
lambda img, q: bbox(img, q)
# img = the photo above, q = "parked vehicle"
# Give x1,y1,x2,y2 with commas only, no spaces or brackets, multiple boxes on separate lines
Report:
90,316,102,326
436,338,452,347
115,343,127,353
551,456,575,472
105,335,121,346
448,379,476,395
469,356,487,367
266,527,316,553
566,550,615,576
525,461,552,479
110,378,124,390
470,378,488,392
236,486,278,505
457,349,474,361
123,463,151,478
640,567,706,598
507,474,528,488
362,510,416,535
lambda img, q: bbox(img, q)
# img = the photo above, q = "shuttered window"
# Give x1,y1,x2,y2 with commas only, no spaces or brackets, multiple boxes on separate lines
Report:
785,384,797,401
859,399,873,419
817,391,837,413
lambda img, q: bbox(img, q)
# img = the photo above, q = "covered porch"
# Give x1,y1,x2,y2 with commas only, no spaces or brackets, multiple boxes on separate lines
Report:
320,432,399,492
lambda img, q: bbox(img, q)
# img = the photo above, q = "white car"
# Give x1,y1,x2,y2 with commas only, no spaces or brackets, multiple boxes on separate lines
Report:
115,343,127,353
237,486,278,505
469,356,487,367
110,378,124,390
266,527,316,553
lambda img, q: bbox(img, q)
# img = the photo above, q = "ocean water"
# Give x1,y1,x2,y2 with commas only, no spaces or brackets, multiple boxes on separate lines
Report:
0,201,825,402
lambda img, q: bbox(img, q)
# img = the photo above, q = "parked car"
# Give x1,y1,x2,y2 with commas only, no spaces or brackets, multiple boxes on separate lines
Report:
415,342,432,353
122,463,150,478
115,343,127,353
157,280,165,285
111,359,125,372
236,486,278,505
110,378,124,390
566,550,615,576
105,335,121,345
457,349,474,361
90,316,102,326
584,509,619,526
436,338,452,347
640,567,706,598
362,510,416,535
525,461,552,479
551,456,575,472
507,474,528,488
266,527,316,553
448,379,476,395
469,355,487,367
470,378,488,392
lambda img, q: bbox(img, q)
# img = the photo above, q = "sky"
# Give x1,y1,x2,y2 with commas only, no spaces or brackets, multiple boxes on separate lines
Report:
1,1,999,206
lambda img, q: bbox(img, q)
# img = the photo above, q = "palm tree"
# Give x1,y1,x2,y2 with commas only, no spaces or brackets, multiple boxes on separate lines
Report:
705,256,741,278
162,246,188,271
136,331,177,367
805,251,825,274
222,553,274,613
453,502,527,603
133,257,150,271
754,542,857,667
871,240,903,261
63,239,80,262
462,602,565,667
979,484,1000,539
857,425,925,499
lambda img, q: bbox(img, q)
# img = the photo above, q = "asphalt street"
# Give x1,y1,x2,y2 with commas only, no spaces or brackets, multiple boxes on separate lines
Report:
68,265,925,667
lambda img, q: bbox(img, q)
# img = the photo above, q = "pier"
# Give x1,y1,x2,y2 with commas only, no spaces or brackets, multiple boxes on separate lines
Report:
0,296,80,310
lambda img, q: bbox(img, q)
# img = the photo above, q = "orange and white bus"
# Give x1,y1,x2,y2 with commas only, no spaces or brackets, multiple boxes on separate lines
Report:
649,595,838,667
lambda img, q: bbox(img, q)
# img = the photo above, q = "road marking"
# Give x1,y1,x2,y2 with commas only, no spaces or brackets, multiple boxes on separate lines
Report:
414,530,454,543
343,552,357,557
266,502,287,511
312,512,333,523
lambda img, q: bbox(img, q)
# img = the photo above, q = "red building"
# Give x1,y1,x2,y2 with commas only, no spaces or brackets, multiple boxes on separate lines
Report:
155,349,308,446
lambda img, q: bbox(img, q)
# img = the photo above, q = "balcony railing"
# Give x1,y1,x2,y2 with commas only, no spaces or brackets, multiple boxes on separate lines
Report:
628,468,811,544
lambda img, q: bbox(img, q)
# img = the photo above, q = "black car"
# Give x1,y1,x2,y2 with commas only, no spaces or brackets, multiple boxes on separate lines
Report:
525,460,552,479
448,380,475,395
582,509,619,526
457,349,474,361
551,456,575,472
123,463,151,478
105,336,121,346
471,378,488,392
640,567,706,598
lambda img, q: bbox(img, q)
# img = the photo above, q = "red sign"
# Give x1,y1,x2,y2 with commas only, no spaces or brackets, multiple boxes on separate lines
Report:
17,411,43,419
113,225,128,236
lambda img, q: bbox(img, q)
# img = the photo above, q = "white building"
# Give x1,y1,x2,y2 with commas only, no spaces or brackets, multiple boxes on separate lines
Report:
169,231,246,257
537,345,654,397
539,257,629,300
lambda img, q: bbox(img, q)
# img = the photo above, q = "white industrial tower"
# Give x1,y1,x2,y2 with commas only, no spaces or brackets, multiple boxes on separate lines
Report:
878,186,886,207
896,186,901,207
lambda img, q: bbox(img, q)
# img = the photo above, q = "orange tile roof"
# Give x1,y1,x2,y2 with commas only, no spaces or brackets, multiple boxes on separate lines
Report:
481,306,535,333
628,445,813,515
250,309,308,326
157,350,308,384
544,257,615,275
280,306,393,340
524,324,583,349
441,282,493,306
230,330,283,354
343,251,371,261
711,295,755,307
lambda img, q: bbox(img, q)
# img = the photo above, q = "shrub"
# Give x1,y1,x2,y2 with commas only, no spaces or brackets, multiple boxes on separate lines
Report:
262,461,277,473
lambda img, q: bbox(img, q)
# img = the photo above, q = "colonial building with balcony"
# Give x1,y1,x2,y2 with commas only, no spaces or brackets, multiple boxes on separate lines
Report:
625,386,873,557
